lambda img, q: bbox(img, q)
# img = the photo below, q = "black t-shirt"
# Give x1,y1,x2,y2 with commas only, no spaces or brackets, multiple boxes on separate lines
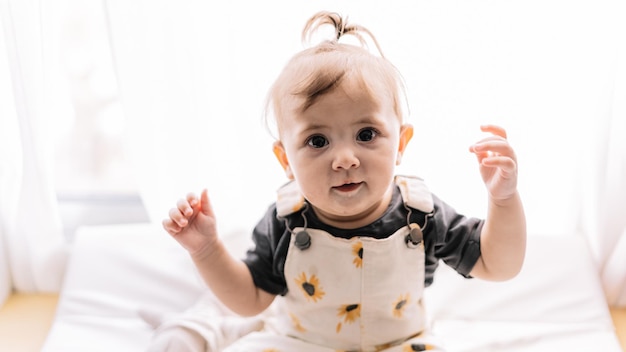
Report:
243,185,483,296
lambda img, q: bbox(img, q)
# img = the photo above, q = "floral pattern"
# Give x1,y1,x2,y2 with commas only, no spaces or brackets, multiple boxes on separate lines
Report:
294,272,326,302
352,241,363,268
336,303,361,333
392,293,411,318
289,312,306,333
402,343,434,351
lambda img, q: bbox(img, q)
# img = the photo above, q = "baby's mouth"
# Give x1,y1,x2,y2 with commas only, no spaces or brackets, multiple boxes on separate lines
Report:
333,182,363,192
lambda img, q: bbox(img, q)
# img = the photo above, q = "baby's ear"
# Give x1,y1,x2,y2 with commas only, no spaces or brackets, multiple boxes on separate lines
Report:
396,124,414,165
273,141,294,180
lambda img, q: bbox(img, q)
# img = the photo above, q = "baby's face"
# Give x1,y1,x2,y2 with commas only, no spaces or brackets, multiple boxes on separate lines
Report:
274,79,412,229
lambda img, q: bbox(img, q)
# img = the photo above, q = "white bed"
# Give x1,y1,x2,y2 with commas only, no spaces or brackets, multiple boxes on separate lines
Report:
42,223,622,351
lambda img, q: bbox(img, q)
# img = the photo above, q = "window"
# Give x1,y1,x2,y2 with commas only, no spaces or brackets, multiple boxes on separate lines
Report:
51,0,148,239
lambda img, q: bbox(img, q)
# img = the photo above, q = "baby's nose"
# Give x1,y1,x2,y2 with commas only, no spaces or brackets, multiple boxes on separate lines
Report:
332,146,360,170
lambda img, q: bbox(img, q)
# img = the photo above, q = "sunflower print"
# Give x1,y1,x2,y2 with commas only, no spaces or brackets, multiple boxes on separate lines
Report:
392,293,411,318
352,241,363,268
336,303,360,333
402,343,435,351
289,312,306,333
294,272,325,302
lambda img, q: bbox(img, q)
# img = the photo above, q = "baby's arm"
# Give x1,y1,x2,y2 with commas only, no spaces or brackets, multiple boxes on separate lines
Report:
468,125,527,281
163,190,276,316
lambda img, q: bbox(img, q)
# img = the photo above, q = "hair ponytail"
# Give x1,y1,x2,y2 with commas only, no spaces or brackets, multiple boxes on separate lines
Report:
301,11,385,58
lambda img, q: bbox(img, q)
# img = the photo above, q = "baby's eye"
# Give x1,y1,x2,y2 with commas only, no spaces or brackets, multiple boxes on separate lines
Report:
306,135,329,149
357,128,377,142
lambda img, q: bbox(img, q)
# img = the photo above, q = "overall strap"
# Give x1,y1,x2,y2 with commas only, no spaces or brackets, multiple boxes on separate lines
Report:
276,181,305,218
394,175,433,214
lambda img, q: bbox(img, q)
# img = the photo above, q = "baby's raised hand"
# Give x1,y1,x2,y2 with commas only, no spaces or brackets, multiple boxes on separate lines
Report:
162,189,219,258
469,125,519,204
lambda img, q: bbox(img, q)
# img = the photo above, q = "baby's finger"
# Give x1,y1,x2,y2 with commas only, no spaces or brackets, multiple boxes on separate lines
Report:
471,140,515,158
471,133,508,148
480,124,508,139
162,218,182,235
481,155,517,174
177,197,194,217
169,207,189,227
200,189,214,217
186,193,199,208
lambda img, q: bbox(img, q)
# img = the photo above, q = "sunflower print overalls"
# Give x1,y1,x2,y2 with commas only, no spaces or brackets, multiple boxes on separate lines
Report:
226,176,443,352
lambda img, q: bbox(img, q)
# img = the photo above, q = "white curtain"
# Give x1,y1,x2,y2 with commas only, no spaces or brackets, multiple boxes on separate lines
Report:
590,22,626,306
105,0,626,305
0,0,68,294
0,0,16,303
0,232,9,305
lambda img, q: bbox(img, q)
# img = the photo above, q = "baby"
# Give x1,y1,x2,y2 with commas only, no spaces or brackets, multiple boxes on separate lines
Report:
162,11,526,352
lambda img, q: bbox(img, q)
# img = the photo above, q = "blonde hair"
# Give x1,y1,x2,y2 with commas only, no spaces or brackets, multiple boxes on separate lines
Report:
266,11,408,136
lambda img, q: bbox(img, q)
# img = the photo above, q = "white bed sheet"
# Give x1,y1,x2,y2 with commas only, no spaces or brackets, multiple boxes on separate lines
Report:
42,224,622,351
